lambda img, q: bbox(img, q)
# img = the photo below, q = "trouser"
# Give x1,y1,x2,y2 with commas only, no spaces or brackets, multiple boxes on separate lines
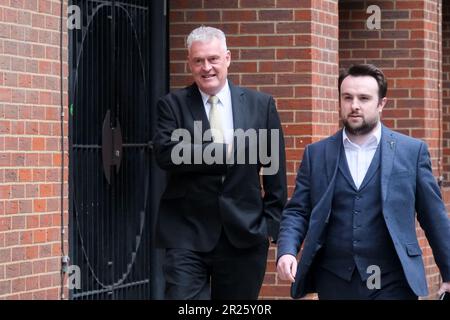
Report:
314,266,418,300
163,230,269,300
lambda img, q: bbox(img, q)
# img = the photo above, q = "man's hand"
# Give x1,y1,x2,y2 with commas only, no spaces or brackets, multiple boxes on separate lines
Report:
438,281,450,296
277,254,297,283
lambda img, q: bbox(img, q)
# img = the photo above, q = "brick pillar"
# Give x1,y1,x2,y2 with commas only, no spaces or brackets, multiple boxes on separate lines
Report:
443,2,450,186
339,0,443,299
169,0,339,299
0,0,68,299
441,0,450,301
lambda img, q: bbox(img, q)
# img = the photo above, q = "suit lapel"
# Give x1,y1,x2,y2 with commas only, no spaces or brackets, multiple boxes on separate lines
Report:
229,81,246,131
325,130,342,184
187,83,210,135
381,124,397,203
228,81,246,160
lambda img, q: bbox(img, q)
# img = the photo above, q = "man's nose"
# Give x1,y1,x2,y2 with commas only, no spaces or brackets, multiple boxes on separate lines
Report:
351,98,361,109
202,60,212,71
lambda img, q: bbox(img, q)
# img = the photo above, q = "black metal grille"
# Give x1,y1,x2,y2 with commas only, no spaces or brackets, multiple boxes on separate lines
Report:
68,0,167,299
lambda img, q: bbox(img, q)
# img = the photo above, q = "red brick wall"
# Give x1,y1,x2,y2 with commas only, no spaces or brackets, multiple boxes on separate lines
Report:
0,0,68,299
443,2,450,186
339,0,444,299
169,0,339,299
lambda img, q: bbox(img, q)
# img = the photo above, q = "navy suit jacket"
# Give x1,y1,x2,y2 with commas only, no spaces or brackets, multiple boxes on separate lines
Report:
277,125,450,298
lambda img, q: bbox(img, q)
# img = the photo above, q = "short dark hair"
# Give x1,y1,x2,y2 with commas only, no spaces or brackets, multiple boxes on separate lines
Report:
338,64,387,99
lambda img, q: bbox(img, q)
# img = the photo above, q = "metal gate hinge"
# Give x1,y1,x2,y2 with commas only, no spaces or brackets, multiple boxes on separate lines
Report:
102,110,123,184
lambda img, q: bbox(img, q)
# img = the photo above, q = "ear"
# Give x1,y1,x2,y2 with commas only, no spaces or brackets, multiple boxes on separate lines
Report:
378,97,387,113
225,50,231,67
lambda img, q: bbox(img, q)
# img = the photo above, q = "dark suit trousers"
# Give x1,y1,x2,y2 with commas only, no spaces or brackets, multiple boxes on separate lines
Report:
314,266,418,300
163,230,269,300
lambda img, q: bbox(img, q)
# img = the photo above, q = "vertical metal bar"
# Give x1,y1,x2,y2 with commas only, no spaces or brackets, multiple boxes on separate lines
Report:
123,4,128,300
141,1,146,299
82,0,89,300
101,2,107,300
110,0,116,299
135,1,140,298
102,2,108,300
124,3,128,300
118,2,123,299
138,0,144,299
98,1,104,300
71,114,75,294
93,1,99,300
81,0,87,301
125,3,130,298
146,0,152,299
90,0,94,300
74,0,79,298
85,0,90,300
117,3,123,300
126,1,131,299
121,3,125,298
105,2,111,300
140,0,145,299
125,3,131,300
99,1,105,300
135,0,140,300
91,1,96,300
89,0,94,301
135,3,143,299
68,0,73,300
84,0,89,300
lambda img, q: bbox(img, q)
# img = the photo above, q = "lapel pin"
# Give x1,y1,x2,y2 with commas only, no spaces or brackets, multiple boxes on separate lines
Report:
389,141,395,149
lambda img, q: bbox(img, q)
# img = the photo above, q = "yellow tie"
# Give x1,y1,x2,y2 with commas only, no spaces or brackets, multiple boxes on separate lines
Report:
208,95,224,143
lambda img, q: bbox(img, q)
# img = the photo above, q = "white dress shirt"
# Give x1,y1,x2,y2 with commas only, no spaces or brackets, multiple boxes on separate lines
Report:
199,80,234,146
342,122,381,189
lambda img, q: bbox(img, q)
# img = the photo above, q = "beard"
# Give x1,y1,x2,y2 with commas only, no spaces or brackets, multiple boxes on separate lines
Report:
343,116,378,136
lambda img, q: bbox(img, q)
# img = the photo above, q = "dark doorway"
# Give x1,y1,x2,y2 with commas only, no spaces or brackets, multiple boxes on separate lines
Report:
68,0,167,299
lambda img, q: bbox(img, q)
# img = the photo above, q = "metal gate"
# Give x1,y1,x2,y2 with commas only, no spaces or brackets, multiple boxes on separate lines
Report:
68,0,167,299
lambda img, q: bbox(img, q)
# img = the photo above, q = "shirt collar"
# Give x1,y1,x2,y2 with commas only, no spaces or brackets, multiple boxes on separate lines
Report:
343,121,382,148
199,80,229,106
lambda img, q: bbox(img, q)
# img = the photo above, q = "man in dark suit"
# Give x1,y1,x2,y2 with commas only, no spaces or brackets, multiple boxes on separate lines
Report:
277,64,450,299
154,26,287,300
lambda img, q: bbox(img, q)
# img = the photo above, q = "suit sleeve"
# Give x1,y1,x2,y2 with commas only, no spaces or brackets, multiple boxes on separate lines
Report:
415,142,450,282
153,97,228,174
276,145,312,260
262,97,287,243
